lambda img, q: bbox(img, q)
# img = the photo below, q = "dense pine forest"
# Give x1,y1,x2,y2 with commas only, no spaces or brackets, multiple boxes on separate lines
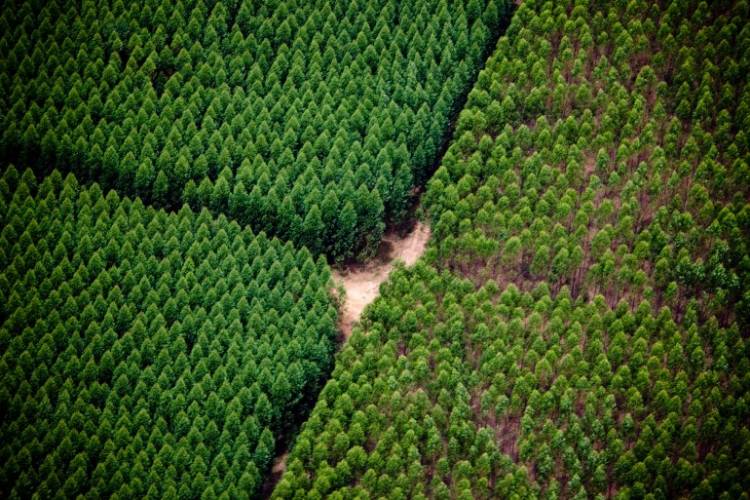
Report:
1,0,749,499
275,0,750,498
0,0,510,261
0,168,337,497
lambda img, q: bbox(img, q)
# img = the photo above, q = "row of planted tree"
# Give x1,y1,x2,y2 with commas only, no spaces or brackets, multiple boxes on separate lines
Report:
0,0,515,496
0,0,511,261
0,168,337,498
274,0,750,497
1,0,749,497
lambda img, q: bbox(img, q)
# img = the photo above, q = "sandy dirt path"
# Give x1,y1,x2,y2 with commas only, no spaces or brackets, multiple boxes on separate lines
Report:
261,223,430,497
332,222,431,338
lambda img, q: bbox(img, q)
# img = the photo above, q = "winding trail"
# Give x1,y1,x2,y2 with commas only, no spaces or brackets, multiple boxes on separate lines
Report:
333,222,431,338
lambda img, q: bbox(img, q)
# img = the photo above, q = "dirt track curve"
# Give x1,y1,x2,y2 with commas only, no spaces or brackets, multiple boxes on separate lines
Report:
332,222,430,338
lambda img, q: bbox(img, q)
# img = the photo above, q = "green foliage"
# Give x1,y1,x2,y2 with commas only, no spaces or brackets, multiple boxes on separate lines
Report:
2,0,750,498
274,264,750,499
275,0,750,498
0,0,511,261
0,168,338,498
425,0,750,327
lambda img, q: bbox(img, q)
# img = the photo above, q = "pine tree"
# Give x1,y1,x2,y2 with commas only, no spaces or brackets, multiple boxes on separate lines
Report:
302,204,324,255
153,170,170,206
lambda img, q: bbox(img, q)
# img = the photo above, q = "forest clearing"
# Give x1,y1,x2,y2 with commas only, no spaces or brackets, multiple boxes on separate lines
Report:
333,222,431,338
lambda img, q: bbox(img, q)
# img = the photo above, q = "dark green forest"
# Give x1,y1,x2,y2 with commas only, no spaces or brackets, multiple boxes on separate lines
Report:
0,167,337,497
0,0,510,261
1,0,749,498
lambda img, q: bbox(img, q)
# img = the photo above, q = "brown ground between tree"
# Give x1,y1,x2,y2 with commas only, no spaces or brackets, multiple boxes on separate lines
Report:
333,221,431,338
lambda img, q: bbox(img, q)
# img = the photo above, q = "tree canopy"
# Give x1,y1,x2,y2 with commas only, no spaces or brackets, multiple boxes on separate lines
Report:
274,0,750,497
0,0,512,261
0,167,337,498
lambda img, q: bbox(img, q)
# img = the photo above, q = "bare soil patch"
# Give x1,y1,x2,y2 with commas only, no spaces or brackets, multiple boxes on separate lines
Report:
271,453,288,476
259,452,288,498
333,222,431,338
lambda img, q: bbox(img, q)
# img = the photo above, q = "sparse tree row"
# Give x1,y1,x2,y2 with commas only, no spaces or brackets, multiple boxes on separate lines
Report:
274,0,750,498
0,0,511,261
0,167,337,498
425,0,750,326
274,264,750,498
